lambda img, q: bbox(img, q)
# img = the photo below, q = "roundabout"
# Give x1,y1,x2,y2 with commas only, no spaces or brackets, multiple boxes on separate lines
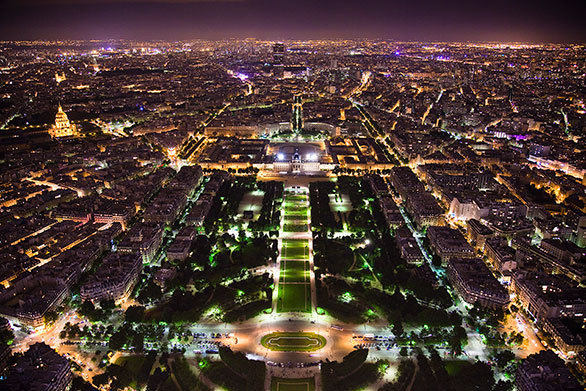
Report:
261,332,327,352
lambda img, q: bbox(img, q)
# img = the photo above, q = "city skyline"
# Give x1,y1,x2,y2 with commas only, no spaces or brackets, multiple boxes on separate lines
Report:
1,0,586,43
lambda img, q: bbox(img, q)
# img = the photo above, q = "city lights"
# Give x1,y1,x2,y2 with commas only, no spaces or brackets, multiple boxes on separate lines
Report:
0,25,583,391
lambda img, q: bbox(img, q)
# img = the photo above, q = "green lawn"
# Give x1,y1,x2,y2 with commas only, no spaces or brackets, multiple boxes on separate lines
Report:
277,283,311,312
262,332,326,352
282,239,309,259
272,378,315,391
283,223,308,232
115,356,146,374
286,194,308,201
280,260,309,283
285,210,308,217
285,206,308,215
284,216,306,224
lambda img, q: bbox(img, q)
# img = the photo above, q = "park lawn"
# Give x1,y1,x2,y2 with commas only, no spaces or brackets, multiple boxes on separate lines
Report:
282,239,309,259
277,283,311,312
262,332,326,352
285,208,308,216
284,209,308,217
284,202,308,210
284,216,307,224
286,194,308,201
116,355,147,374
280,260,309,283
283,223,308,232
271,378,315,391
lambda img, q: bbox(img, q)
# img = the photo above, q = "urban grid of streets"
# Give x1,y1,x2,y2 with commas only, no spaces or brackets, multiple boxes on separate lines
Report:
2,40,584,391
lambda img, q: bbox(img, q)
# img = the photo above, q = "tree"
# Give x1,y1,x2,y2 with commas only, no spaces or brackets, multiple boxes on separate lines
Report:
493,350,515,369
44,311,59,327
69,324,81,339
138,280,164,304
428,348,449,389
0,328,15,345
108,329,127,351
100,299,116,312
91,373,110,388
106,364,133,390
125,305,145,323
131,332,144,352
392,321,404,337
79,300,97,321
71,375,100,391
451,361,495,391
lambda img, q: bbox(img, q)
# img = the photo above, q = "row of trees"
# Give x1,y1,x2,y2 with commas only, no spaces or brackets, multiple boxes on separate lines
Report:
309,181,340,231
322,349,385,391
248,181,283,231
216,346,266,391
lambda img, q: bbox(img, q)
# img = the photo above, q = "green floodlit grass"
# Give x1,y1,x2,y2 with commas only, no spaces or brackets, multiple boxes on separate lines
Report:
280,260,309,283
285,191,307,197
284,199,307,205
282,239,309,259
283,223,308,232
284,216,307,224
284,210,308,218
277,283,311,312
285,206,308,215
284,199,306,204
262,332,326,352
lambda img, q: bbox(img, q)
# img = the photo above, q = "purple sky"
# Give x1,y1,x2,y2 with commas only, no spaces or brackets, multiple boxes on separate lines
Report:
1,0,585,42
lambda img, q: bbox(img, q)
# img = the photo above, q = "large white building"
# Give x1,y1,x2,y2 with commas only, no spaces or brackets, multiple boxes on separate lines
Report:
273,147,320,174
48,105,78,138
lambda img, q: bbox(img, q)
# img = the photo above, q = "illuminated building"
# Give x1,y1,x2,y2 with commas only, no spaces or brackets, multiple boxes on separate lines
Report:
516,350,582,391
273,147,320,174
446,257,509,309
54,71,66,84
4,342,72,391
48,105,78,139
80,253,142,303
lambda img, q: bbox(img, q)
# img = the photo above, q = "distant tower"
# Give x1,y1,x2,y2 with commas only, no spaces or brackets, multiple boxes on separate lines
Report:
291,94,303,133
273,42,285,63
49,104,78,138
273,42,285,78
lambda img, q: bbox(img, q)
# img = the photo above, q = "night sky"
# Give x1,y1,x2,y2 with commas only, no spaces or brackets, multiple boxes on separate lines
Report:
1,0,585,43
